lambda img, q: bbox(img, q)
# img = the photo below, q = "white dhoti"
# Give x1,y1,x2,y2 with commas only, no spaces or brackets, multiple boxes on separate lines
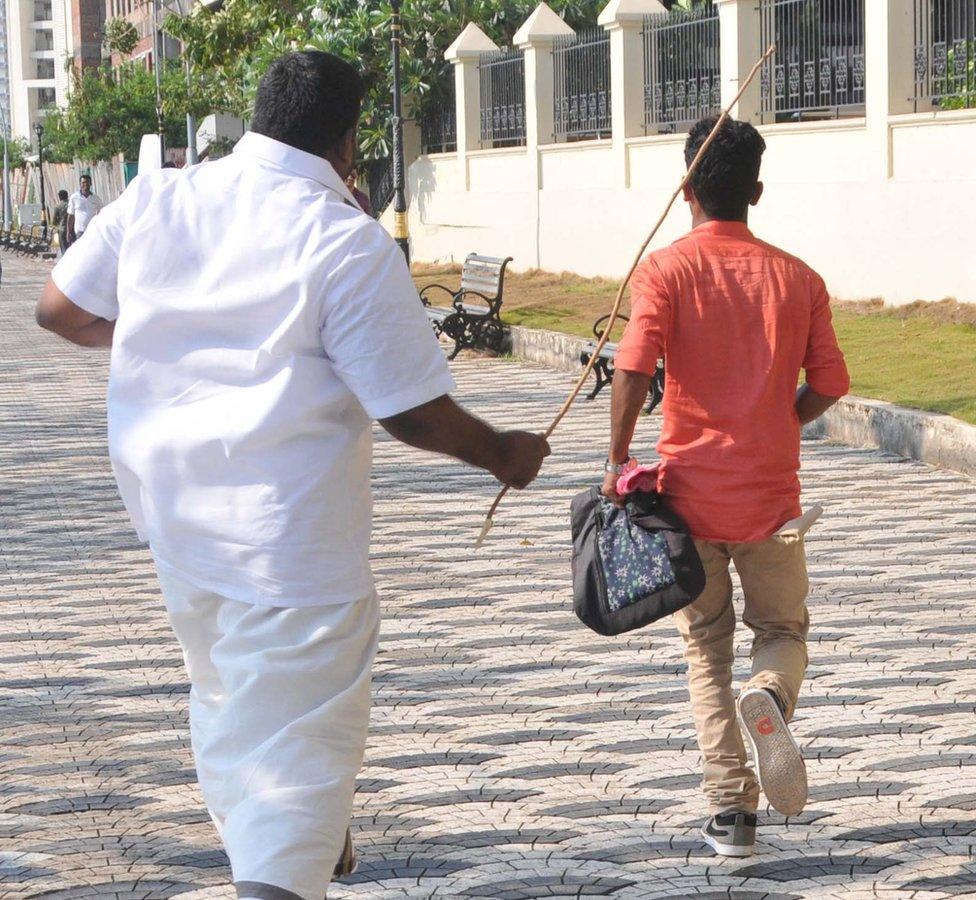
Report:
156,560,380,900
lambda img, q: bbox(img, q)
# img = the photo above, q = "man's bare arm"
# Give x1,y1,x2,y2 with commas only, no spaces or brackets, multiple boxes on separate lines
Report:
795,383,841,425
380,395,549,489
66,213,76,241
603,369,652,504
36,277,114,348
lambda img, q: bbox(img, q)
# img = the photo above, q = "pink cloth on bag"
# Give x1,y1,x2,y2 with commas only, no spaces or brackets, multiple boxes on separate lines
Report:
616,462,661,497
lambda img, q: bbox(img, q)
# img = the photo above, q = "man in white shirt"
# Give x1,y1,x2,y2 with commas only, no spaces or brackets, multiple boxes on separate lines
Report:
36,51,549,900
66,174,103,242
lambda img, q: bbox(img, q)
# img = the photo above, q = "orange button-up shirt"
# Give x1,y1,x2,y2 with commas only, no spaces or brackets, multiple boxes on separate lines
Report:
615,220,850,543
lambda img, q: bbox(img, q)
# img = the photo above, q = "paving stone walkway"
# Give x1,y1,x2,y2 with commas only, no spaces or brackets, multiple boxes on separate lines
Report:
1,254,975,900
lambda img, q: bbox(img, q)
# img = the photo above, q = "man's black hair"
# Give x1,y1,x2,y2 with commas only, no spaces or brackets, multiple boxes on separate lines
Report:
683,116,766,221
79,174,91,183
58,189,68,200
251,51,365,157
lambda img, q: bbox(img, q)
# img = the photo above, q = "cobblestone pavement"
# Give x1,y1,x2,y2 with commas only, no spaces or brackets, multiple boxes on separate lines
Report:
1,254,975,900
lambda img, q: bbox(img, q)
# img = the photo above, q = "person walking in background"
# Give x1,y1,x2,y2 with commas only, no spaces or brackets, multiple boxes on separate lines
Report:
35,50,549,900
66,175,103,244
602,116,849,858
345,166,372,216
52,190,70,254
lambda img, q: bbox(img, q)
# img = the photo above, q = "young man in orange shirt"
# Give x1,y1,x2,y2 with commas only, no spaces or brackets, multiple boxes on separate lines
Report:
603,116,850,857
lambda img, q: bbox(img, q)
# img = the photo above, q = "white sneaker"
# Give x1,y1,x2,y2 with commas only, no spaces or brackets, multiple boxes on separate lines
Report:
737,687,808,816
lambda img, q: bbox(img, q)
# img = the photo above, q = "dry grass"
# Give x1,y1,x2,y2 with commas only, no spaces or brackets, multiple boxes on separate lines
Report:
412,264,976,424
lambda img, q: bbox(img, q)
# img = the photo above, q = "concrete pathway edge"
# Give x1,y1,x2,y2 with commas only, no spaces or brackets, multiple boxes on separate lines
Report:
503,324,976,478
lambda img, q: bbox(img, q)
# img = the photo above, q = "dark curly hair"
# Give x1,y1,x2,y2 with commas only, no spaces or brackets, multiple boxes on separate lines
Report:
683,116,766,221
252,51,364,158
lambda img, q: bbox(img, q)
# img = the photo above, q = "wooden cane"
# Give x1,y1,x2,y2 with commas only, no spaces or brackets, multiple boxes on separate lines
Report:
475,44,777,548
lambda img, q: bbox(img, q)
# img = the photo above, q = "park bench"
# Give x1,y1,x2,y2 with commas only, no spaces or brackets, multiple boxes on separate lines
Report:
10,226,35,255
581,313,665,414
419,253,512,360
23,225,55,259
2,225,55,259
3,225,29,253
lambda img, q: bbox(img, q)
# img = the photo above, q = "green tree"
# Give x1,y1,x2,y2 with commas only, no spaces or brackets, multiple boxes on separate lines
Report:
43,63,213,162
104,17,139,56
165,0,600,160
4,136,34,169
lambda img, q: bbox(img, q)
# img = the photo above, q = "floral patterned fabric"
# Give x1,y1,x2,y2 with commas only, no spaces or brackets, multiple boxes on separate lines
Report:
597,498,677,612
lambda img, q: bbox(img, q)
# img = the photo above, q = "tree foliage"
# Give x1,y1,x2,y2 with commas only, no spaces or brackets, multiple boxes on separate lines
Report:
42,64,213,162
165,0,601,160
104,17,139,56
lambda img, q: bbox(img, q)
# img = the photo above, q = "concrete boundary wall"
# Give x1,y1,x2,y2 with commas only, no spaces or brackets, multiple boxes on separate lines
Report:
396,0,976,305
502,324,976,478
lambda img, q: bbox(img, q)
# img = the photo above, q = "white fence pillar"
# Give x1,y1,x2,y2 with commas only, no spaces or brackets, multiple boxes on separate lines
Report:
515,3,574,268
446,23,499,190
866,0,918,120
600,0,666,188
866,0,921,179
515,3,575,149
715,0,762,122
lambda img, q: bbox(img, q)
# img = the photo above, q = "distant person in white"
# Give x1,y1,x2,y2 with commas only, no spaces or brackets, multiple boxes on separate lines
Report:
66,174,103,243
36,51,549,900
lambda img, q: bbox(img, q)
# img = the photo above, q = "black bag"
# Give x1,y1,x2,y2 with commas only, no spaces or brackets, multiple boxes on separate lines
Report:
570,486,706,636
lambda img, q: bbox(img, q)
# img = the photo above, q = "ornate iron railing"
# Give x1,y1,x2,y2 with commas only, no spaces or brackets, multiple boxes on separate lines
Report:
421,78,457,154
553,28,612,142
914,0,976,109
368,158,394,218
759,0,866,122
642,4,721,134
479,49,526,147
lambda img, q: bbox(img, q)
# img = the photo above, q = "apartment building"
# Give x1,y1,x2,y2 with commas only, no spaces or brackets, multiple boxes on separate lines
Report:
6,0,68,137
104,0,178,70
5,0,102,138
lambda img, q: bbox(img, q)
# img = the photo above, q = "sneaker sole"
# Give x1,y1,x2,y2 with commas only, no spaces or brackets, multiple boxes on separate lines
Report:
737,688,807,817
333,831,358,878
700,825,754,857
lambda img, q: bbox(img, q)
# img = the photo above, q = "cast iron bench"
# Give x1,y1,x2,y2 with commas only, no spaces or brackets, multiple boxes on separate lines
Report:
24,225,55,259
419,253,512,360
581,313,665,414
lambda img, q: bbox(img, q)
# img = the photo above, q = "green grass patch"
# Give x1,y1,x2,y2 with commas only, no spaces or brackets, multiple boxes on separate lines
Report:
414,266,976,425
832,311,976,425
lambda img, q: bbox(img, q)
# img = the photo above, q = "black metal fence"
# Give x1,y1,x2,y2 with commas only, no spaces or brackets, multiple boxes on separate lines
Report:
553,29,612,141
759,0,866,122
913,0,976,109
642,4,721,134
422,79,457,154
479,49,526,147
368,158,394,219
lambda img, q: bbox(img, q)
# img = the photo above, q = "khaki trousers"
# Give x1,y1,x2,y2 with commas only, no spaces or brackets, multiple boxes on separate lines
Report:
675,536,809,814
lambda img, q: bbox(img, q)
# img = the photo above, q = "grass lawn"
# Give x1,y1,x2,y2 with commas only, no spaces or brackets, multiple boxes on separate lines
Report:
414,265,976,426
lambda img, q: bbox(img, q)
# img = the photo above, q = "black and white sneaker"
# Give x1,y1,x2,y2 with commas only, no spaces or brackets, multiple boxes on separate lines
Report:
701,809,757,857
737,687,808,816
333,828,357,878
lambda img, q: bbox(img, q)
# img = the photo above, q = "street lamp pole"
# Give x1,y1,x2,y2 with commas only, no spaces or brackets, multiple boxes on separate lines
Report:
162,0,198,166
152,0,166,165
390,0,409,263
0,107,12,230
33,123,47,239
184,56,198,165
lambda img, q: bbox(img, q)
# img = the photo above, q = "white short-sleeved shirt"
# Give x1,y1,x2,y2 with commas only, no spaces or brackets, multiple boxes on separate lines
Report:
52,132,456,607
66,190,103,233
